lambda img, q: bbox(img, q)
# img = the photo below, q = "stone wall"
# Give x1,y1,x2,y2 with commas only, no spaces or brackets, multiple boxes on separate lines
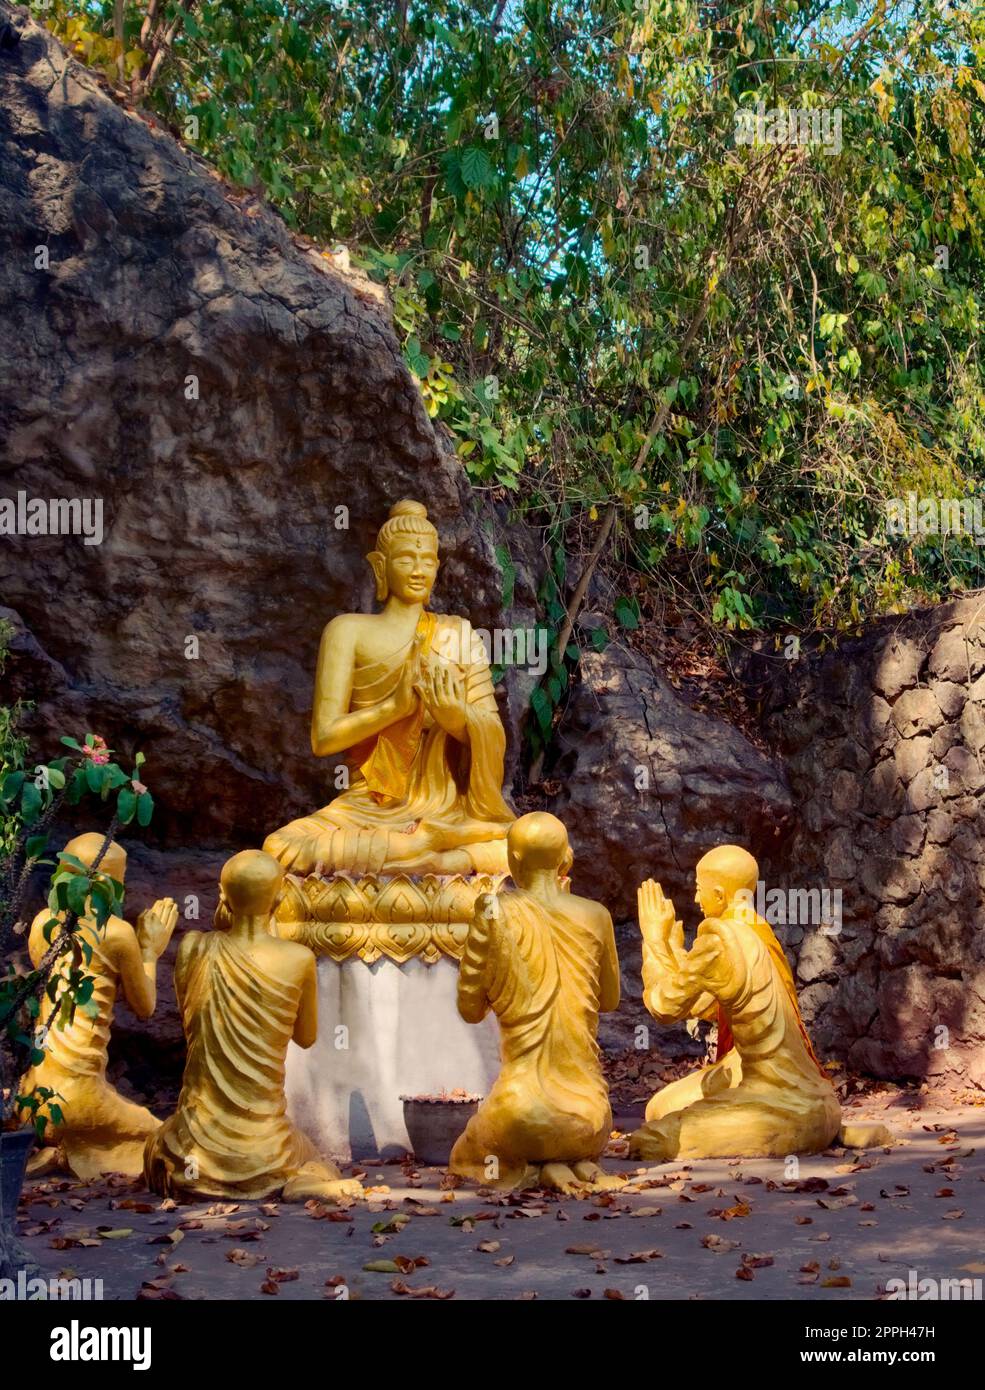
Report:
756,595,985,1087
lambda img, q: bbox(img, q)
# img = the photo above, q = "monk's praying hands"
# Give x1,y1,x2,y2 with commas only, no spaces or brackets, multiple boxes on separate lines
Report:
137,897,179,959
638,879,684,966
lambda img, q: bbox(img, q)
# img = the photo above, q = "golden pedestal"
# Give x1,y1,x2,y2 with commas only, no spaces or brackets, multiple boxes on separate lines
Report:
273,872,507,966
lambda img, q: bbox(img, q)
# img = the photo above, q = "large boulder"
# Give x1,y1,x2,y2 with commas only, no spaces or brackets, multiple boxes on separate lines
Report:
548,637,794,922
0,2,528,854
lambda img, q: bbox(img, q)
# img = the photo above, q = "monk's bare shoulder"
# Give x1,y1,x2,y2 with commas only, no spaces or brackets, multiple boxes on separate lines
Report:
175,930,206,969
696,917,730,948
563,894,614,937
255,935,314,974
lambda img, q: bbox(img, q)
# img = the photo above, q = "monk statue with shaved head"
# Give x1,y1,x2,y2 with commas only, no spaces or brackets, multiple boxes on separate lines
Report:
450,813,623,1195
21,832,178,1179
144,850,362,1203
628,845,844,1160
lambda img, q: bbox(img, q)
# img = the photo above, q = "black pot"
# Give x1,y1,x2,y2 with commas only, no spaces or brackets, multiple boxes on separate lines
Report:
401,1097,480,1166
0,1126,36,1279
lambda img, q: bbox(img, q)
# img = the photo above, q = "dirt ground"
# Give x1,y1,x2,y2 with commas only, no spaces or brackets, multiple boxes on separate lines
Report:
13,1083,985,1302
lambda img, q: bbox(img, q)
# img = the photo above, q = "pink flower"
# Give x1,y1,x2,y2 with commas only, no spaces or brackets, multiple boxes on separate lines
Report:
131,780,147,795
82,735,110,765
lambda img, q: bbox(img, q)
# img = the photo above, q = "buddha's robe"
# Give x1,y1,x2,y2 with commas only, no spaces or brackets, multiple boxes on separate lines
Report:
631,905,841,1159
450,892,613,1186
144,932,343,1199
263,613,514,876
20,911,160,1180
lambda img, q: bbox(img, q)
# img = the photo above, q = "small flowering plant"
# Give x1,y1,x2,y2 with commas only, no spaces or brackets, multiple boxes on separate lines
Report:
0,734,155,1132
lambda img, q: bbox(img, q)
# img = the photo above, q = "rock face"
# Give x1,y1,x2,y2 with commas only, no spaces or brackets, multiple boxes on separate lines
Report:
0,3,524,857
549,638,794,923
757,596,985,1087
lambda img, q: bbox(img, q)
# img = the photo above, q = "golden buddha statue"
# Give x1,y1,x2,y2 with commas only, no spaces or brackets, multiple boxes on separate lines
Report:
21,833,177,1180
628,846,844,1160
450,813,624,1194
263,498,514,878
259,499,514,1161
143,850,363,1203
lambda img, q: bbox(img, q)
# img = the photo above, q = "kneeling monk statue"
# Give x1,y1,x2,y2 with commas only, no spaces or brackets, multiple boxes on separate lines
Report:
450,813,624,1194
21,833,176,1180
144,850,362,1202
629,846,843,1160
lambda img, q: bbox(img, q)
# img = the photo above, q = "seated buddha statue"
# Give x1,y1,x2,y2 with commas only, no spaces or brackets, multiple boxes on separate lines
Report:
259,499,514,1162
450,813,624,1195
143,850,363,1202
20,833,177,1180
263,498,514,878
628,846,844,1161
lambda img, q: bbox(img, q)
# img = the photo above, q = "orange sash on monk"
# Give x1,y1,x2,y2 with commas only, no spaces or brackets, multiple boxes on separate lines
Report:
357,611,436,804
715,915,827,1079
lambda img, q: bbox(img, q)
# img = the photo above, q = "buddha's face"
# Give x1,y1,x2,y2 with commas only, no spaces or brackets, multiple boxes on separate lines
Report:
384,533,439,603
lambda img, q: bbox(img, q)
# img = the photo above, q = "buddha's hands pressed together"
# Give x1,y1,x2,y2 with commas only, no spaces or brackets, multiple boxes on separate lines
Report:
137,898,179,958
419,658,467,739
392,633,426,720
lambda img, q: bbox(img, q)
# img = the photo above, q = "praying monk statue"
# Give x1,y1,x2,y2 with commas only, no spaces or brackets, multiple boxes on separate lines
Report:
450,813,624,1195
263,497,514,876
628,845,845,1160
144,850,363,1202
261,500,514,1160
21,833,177,1180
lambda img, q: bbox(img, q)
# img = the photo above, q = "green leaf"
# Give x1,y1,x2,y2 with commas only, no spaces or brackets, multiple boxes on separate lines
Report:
530,686,553,737
461,146,493,191
20,780,41,825
614,596,640,630
66,875,90,918
1,770,25,804
137,791,155,828
117,786,137,826
494,545,516,609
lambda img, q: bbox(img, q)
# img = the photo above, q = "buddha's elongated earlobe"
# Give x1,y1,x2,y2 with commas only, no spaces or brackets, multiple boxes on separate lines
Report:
367,550,388,601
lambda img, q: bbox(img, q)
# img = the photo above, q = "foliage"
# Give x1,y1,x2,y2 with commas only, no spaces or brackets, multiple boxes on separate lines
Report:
0,734,154,1130
38,1,985,746
0,621,28,863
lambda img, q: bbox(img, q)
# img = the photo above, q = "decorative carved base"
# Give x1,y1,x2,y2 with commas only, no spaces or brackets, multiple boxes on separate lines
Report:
273,872,507,965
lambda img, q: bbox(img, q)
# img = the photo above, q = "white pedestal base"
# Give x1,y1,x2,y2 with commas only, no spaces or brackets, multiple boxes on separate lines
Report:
285,956,500,1161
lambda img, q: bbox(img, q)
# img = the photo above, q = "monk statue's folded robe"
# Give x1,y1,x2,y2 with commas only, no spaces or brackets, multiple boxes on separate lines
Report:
631,907,842,1159
263,614,513,876
21,913,160,1180
450,891,612,1187
144,933,343,1199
